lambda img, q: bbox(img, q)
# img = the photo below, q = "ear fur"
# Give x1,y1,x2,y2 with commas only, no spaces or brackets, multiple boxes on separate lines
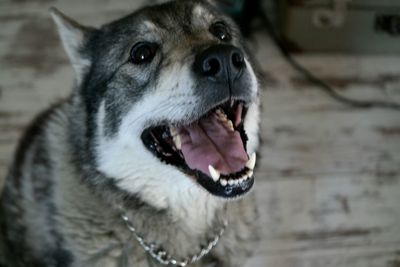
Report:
50,7,93,84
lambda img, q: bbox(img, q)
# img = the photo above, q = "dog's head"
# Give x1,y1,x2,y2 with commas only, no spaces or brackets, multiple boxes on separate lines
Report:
51,0,260,208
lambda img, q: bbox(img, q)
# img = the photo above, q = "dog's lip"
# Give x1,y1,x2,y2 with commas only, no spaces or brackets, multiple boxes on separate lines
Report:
195,171,254,199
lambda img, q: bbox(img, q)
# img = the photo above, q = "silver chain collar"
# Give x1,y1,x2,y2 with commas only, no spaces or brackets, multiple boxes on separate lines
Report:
119,209,228,266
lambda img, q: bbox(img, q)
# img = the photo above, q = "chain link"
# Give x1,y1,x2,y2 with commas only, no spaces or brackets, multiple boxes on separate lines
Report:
120,209,228,266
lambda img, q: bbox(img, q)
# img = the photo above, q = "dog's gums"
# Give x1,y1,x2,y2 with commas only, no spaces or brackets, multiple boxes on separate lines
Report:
141,100,256,198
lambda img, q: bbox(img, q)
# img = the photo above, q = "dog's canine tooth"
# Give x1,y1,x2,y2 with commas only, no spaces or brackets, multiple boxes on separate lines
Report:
173,134,181,150
170,126,178,137
247,170,254,178
220,179,228,186
245,152,256,170
208,165,220,182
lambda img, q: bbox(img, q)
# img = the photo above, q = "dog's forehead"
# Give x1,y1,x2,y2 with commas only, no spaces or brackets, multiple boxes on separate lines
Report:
192,4,214,22
100,1,223,44
140,1,217,33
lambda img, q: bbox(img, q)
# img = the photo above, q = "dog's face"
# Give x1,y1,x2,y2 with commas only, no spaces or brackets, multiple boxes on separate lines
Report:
52,0,260,208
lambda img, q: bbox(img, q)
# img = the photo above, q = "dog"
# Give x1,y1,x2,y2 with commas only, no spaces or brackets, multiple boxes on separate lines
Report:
0,0,261,266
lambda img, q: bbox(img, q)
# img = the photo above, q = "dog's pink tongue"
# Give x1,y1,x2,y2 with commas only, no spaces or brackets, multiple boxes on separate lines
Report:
179,116,247,176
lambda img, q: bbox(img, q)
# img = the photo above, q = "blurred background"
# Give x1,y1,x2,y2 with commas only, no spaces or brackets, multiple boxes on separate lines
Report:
0,0,400,266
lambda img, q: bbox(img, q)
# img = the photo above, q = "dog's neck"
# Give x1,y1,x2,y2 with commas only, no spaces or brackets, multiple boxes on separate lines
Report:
117,183,226,237
165,190,225,235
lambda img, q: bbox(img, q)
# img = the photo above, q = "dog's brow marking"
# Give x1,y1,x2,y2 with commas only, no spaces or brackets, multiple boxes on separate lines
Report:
143,20,157,31
192,5,213,22
193,5,206,18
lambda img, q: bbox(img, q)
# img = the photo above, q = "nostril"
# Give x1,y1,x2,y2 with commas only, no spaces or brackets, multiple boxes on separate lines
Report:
203,58,221,76
232,52,244,69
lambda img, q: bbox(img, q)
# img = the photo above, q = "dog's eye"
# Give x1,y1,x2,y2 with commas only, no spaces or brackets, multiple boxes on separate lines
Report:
130,42,158,65
210,22,231,42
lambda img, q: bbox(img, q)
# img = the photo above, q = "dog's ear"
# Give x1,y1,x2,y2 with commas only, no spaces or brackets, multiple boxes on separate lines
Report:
50,7,93,84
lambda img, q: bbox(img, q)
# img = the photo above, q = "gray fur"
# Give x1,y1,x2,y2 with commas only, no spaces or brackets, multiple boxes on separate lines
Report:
0,1,260,266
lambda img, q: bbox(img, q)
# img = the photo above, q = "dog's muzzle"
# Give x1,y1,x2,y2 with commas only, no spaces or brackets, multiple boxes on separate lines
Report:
141,45,256,199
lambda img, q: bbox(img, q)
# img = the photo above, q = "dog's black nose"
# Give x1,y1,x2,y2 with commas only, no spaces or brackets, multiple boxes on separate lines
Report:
194,44,245,83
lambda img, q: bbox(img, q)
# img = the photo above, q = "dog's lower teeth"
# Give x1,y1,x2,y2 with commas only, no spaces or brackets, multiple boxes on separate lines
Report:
220,179,228,186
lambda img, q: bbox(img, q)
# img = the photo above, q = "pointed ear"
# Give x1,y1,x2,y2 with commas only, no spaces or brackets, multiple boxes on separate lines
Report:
50,7,93,84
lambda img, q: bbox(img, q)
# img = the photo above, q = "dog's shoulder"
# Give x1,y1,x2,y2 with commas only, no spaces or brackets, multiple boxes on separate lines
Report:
0,99,73,267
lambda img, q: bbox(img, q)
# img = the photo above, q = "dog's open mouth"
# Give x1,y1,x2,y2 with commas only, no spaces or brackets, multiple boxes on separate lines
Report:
141,100,255,198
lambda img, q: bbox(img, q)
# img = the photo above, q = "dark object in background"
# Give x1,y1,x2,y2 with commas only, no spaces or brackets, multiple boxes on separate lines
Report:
279,0,400,53
216,0,246,17
375,14,400,35
222,0,400,110
215,0,272,36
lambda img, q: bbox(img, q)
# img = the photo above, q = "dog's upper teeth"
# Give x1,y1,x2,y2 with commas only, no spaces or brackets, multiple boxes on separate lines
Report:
208,165,220,182
216,109,224,116
226,120,234,132
214,109,234,132
170,127,182,150
170,126,178,137
215,109,227,121
245,152,256,170
173,134,181,150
